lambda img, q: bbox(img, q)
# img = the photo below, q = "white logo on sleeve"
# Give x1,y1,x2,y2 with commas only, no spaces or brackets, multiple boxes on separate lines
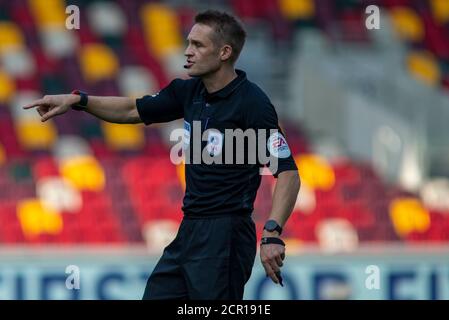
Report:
267,132,291,158
183,120,191,150
206,129,223,157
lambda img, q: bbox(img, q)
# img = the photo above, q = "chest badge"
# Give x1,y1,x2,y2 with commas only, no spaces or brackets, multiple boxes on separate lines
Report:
206,129,224,157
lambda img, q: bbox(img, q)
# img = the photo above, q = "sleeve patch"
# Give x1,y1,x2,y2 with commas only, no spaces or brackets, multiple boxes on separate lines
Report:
267,132,291,158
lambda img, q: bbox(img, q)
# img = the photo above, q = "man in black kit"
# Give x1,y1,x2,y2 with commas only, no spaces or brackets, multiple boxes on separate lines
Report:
23,10,300,300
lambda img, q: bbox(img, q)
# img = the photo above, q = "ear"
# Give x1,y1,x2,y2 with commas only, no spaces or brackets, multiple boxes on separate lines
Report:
220,45,233,62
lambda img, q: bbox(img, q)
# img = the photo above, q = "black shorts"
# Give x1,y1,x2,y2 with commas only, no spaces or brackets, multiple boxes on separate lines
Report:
142,214,257,300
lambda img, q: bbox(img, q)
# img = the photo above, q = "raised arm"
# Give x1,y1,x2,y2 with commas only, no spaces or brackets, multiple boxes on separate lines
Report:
23,94,141,124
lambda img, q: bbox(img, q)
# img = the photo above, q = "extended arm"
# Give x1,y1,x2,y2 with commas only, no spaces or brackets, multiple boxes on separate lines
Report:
23,94,141,124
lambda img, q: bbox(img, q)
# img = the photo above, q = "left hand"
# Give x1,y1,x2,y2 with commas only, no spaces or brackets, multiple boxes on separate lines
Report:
260,232,285,284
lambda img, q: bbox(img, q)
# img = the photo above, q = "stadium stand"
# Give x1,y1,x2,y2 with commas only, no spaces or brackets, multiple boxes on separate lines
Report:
0,0,448,254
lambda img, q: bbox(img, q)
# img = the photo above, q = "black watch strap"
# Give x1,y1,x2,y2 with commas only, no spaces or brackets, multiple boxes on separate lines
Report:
263,219,283,235
261,237,285,246
71,90,88,111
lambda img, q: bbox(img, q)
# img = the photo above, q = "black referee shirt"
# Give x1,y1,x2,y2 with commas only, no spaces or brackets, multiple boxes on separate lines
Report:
136,69,298,217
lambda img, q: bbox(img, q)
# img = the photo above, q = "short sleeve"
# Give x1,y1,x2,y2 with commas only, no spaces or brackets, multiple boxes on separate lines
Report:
245,89,298,178
136,79,186,125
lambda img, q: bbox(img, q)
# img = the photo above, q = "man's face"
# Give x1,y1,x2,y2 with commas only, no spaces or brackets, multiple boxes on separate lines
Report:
184,23,222,77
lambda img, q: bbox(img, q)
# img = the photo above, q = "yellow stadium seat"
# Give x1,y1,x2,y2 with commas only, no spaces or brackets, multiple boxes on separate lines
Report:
17,198,63,238
15,120,57,150
79,43,119,83
279,0,315,20
283,238,302,251
0,70,15,103
59,155,105,191
28,0,66,28
390,7,424,42
176,162,185,190
0,22,25,54
0,143,6,166
141,3,182,58
294,154,335,191
430,0,449,25
102,122,145,151
407,51,441,86
389,197,431,238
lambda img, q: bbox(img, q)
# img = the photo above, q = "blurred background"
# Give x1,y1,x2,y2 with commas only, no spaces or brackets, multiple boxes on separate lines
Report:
1,0,449,300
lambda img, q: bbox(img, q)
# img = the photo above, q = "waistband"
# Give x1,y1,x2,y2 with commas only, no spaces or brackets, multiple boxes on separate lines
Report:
183,212,252,220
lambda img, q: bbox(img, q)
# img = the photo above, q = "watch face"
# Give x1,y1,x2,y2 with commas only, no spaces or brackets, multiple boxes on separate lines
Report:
265,220,277,231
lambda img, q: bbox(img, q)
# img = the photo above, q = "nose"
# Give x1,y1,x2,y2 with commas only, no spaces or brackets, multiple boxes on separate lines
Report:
184,44,193,57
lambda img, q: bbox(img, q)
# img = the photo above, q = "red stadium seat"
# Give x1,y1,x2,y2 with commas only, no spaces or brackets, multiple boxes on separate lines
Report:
0,0,447,247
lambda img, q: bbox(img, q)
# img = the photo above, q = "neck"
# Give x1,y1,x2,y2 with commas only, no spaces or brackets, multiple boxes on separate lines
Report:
202,66,238,94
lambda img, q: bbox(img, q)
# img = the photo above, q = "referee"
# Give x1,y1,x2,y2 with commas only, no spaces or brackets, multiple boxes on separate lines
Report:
23,10,300,300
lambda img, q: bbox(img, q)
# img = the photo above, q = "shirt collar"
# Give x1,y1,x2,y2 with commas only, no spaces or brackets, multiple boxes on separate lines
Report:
200,69,247,100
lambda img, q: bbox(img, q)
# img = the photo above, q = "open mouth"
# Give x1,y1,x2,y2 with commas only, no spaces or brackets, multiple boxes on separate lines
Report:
184,62,194,69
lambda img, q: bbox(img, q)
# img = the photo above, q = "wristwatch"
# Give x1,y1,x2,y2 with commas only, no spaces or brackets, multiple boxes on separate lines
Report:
71,90,88,111
263,220,283,235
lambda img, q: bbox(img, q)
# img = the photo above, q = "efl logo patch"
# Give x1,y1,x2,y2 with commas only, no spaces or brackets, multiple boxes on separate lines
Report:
183,120,191,150
206,129,223,157
267,132,291,158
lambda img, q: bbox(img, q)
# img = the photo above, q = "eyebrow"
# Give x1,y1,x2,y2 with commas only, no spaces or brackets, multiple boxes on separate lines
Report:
186,38,205,45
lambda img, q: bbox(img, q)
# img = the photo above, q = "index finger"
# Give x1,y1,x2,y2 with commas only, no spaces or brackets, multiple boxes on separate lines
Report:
262,261,278,284
275,271,284,287
23,98,47,109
